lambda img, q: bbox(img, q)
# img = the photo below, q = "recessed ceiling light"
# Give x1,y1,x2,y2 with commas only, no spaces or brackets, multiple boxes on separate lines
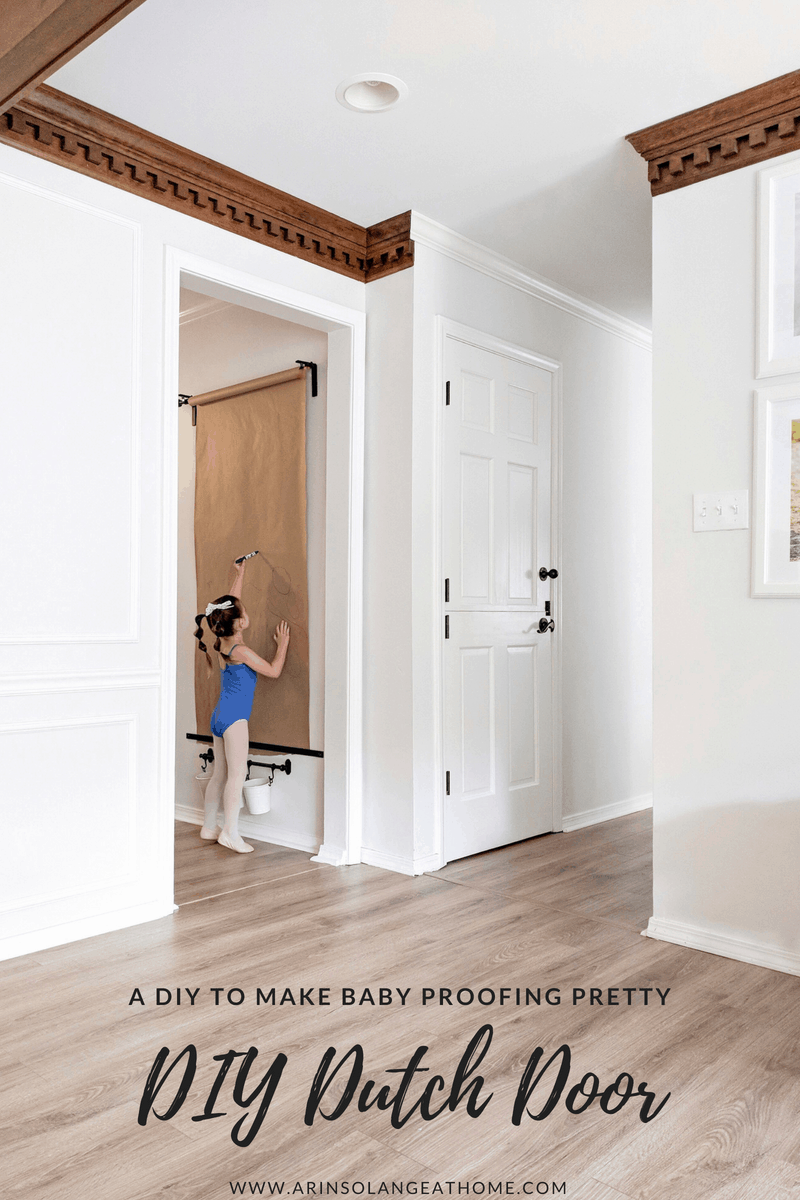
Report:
335,73,408,113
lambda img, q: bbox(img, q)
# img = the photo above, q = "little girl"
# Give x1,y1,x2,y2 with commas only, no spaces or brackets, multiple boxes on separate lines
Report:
194,557,290,852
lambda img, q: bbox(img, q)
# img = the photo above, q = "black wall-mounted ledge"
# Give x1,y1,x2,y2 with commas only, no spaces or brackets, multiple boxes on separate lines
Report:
186,732,323,759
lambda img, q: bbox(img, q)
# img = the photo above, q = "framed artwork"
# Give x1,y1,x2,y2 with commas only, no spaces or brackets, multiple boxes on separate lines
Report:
752,381,800,595
756,158,800,377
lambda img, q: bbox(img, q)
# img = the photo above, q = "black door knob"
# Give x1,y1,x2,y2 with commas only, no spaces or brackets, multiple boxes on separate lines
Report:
538,617,555,633
538,567,559,581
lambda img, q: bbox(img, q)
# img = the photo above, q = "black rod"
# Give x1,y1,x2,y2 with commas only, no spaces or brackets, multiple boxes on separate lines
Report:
180,360,316,408
246,758,291,781
295,360,318,397
186,732,323,758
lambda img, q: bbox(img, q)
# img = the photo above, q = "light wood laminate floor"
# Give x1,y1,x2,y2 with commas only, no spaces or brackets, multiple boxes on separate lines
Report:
3,812,799,1200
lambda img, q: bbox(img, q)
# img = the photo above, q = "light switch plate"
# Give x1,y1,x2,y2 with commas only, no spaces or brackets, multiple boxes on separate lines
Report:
693,490,749,531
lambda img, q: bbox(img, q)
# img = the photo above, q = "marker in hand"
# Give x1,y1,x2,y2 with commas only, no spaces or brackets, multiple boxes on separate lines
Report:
235,551,260,564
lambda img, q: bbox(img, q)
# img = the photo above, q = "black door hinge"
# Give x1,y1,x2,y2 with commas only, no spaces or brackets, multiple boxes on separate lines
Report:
446,770,450,795
445,380,450,406
445,577,450,602
445,614,449,639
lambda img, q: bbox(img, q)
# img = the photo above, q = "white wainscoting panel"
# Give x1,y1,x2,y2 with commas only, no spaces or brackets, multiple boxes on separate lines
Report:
0,716,136,909
0,683,163,950
0,156,177,961
0,175,141,646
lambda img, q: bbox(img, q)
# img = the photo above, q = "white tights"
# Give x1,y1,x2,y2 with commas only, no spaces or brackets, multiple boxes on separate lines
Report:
200,720,253,852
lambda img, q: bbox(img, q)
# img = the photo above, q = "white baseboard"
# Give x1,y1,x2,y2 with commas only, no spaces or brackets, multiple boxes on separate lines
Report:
0,898,175,962
176,804,206,827
562,792,653,832
413,851,444,875
360,847,441,876
361,847,415,875
311,843,348,867
175,805,319,855
645,916,800,977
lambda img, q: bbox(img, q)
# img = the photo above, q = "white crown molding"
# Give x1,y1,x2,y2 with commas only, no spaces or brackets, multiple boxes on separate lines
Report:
645,916,800,977
410,212,652,352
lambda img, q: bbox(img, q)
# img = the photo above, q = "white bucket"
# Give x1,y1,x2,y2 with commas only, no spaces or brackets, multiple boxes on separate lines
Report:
242,776,271,815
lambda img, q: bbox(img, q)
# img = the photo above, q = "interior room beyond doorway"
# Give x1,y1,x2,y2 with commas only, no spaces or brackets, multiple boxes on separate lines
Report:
176,287,328,894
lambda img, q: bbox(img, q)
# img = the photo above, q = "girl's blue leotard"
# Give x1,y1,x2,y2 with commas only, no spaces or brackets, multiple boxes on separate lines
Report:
210,659,258,737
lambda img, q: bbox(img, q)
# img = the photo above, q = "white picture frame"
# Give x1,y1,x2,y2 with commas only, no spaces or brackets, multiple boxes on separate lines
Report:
752,381,800,596
756,157,800,378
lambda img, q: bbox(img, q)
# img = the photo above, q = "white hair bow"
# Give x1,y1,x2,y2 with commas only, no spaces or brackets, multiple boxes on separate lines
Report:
205,600,233,617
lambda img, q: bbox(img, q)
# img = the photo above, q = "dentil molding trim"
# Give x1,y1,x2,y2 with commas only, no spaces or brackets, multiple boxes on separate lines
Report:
628,68,800,196
410,212,652,351
0,85,414,283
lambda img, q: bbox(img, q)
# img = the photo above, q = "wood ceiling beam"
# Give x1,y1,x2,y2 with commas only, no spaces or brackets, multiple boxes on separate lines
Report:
627,69,800,196
0,84,414,282
0,0,148,112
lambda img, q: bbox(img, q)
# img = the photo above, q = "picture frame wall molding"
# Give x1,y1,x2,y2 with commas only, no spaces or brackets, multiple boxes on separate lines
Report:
627,68,800,196
756,155,800,378
752,380,800,597
0,85,414,283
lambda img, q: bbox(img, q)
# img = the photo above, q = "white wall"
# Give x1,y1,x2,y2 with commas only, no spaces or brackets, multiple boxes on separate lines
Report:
361,221,653,872
362,270,416,868
0,141,364,960
651,158,800,974
176,292,327,851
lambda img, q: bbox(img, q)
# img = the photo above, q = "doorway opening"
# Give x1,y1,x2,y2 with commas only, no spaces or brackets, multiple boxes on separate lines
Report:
163,252,366,907
175,288,327,902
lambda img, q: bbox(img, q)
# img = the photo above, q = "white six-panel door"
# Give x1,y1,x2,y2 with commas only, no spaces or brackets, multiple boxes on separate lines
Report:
442,335,556,861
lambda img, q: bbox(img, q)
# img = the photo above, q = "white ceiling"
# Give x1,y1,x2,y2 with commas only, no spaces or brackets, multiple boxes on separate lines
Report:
50,0,800,327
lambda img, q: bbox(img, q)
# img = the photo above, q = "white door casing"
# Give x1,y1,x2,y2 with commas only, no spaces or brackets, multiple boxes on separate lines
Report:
439,324,562,862
165,251,367,870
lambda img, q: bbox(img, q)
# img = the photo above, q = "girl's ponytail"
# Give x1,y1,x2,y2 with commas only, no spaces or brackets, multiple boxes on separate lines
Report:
194,613,214,673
